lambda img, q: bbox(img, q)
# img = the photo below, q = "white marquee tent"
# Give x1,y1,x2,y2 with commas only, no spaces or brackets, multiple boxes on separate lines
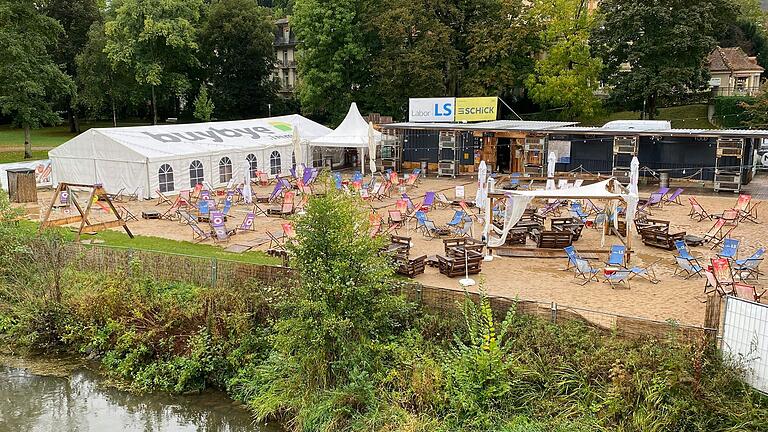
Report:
309,102,389,174
49,115,331,199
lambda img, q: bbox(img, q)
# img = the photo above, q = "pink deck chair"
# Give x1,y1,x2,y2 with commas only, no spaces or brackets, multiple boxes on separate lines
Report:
688,197,712,222
702,218,735,250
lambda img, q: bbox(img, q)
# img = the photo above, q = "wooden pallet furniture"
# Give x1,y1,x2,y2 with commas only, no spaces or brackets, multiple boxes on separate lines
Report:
532,230,573,249
640,228,685,250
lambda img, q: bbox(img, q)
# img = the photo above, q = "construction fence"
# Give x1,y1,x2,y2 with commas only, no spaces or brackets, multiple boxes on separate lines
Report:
60,243,713,342
720,296,768,394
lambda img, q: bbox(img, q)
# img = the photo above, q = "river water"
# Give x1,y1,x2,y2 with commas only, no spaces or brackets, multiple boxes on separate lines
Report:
0,357,281,432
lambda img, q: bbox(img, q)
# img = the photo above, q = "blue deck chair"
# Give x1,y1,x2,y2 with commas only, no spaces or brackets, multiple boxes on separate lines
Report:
603,268,632,289
673,255,704,279
629,262,661,284
674,239,695,260
606,245,626,267
573,258,600,285
352,171,363,183
414,210,428,229
717,238,740,260
447,210,466,228
571,202,590,222
333,172,343,190
732,247,765,280
564,246,580,271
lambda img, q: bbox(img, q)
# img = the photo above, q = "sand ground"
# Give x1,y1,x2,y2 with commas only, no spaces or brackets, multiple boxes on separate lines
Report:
27,174,767,326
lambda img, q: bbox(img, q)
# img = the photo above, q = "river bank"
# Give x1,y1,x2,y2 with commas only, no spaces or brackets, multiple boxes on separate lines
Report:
0,354,280,432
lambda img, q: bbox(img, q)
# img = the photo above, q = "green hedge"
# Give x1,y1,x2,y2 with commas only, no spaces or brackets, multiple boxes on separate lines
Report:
713,96,756,128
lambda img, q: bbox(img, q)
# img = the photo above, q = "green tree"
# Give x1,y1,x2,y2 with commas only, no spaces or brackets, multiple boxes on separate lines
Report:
40,0,101,133
104,0,203,125
76,22,141,126
740,83,768,127
719,0,768,68
525,0,603,120
592,0,737,118
368,0,459,118
293,0,372,123
199,0,277,119
193,84,214,122
0,0,74,159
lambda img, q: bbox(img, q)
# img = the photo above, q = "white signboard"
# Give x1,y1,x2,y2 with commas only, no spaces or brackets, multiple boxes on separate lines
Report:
548,140,572,164
709,77,722,87
455,185,465,200
408,98,455,122
0,159,53,191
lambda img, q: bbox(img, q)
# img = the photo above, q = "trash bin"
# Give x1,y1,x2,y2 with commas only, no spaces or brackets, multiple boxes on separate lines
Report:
419,160,429,177
659,172,669,188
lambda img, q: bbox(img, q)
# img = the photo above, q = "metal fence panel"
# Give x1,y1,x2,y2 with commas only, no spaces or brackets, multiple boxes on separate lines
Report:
722,296,768,393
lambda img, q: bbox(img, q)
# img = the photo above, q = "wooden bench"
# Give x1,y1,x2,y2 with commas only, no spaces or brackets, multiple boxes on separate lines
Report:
551,217,584,241
640,228,685,250
634,216,670,234
437,250,483,277
443,237,484,257
532,230,573,249
395,254,427,278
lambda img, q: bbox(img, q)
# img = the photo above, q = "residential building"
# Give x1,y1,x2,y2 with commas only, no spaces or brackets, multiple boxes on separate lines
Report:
274,18,298,96
707,46,764,96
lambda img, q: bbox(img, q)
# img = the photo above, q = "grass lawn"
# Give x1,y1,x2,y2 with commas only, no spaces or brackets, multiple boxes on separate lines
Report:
0,150,50,164
581,104,714,129
16,221,280,265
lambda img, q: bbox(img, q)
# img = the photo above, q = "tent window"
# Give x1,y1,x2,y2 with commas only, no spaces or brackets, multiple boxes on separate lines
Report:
158,164,174,193
246,154,258,177
219,157,233,183
189,160,204,188
270,151,281,175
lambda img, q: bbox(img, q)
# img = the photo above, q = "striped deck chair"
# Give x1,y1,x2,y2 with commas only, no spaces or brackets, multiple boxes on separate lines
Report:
665,188,684,205
603,268,632,289
688,197,712,221
702,217,735,249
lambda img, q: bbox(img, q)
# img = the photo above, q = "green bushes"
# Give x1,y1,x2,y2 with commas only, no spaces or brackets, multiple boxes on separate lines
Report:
713,96,755,128
1,188,768,431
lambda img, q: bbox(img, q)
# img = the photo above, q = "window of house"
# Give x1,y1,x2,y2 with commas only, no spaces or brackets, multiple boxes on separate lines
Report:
284,74,290,88
283,50,288,64
158,164,174,193
189,160,204,188
219,157,233,183
270,151,282,175
246,153,258,178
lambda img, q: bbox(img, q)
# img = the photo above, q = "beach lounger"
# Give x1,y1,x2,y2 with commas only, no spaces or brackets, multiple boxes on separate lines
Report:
606,245,626,268
210,210,235,243
447,210,466,229
420,191,436,211
189,222,211,242
177,209,197,225
739,201,760,224
459,201,479,221
673,255,704,279
717,238,740,260
603,268,632,289
238,212,256,232
674,239,697,261
688,197,712,221
733,194,759,223
387,209,403,233
702,217,735,250
629,261,661,284
118,206,138,222
732,248,765,280
573,258,600,285
155,190,173,206
404,169,421,187
563,245,581,271
665,188,684,205
267,191,295,216
732,283,766,303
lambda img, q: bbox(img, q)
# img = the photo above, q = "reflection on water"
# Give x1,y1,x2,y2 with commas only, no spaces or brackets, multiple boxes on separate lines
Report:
0,364,280,432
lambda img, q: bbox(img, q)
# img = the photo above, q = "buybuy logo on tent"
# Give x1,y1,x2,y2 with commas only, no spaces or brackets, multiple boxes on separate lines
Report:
142,122,293,143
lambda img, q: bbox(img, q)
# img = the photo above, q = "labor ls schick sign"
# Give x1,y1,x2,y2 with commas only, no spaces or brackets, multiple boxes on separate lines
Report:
408,98,455,122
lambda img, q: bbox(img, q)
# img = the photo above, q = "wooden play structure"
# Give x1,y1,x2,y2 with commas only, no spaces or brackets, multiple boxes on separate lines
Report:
39,182,134,240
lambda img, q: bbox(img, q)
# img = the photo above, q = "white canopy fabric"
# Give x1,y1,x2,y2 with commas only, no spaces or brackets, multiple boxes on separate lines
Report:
49,114,331,199
487,179,634,248
546,151,557,190
309,102,383,149
368,122,377,173
241,161,252,204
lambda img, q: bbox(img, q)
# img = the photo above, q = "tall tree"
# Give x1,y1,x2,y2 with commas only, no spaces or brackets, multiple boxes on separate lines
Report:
40,0,100,133
104,0,203,125
193,84,214,122
368,0,459,118
719,0,768,68
525,0,603,120
76,21,141,126
740,83,768,127
199,0,277,119
592,0,737,118
0,0,74,159
293,0,371,124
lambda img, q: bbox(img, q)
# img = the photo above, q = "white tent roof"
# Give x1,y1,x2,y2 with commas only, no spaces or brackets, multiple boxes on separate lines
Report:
310,102,383,148
505,179,626,199
49,114,332,163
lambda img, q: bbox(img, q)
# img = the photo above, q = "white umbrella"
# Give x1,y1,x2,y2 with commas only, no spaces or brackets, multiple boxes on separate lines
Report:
546,151,557,190
292,125,304,181
476,160,488,209
368,122,377,174
242,161,253,204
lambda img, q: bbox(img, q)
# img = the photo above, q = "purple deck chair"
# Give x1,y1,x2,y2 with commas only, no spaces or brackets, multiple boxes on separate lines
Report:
302,166,313,185
421,191,436,211
665,188,684,205
637,193,663,215
238,212,255,231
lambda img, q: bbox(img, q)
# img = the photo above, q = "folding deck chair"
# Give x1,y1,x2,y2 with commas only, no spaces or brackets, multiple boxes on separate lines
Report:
733,194,760,223
459,201,479,221
155,190,173,206
420,192,436,211
673,255,704,279
210,210,235,243
606,245,627,268
570,202,590,223
573,258,600,285
732,248,765,280
267,191,295,216
603,268,632,289
266,223,296,253
238,212,256,232
732,283,766,303
404,169,421,187
629,260,661,284
665,188,684,205
118,206,138,222
369,211,383,237
563,245,581,271
717,238,740,260
387,209,403,233
688,197,712,221
701,217,735,250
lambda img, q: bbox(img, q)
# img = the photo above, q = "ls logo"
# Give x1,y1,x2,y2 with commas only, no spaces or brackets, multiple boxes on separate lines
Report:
434,103,453,117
